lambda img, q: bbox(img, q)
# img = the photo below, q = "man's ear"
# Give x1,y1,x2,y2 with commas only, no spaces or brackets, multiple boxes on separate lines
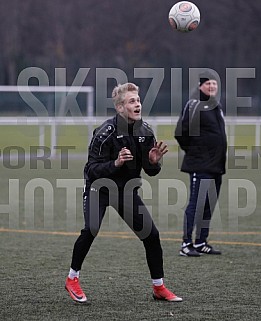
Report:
116,104,123,113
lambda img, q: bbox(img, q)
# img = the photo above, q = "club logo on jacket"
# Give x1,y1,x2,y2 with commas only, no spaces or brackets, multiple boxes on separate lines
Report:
138,136,145,143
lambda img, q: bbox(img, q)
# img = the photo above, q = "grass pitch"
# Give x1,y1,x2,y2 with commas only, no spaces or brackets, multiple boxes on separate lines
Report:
0,229,260,321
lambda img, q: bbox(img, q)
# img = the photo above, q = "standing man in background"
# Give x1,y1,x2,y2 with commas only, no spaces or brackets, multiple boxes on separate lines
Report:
175,71,227,257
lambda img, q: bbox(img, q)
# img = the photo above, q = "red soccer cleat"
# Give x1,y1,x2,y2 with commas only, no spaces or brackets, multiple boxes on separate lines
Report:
65,277,87,303
153,284,183,302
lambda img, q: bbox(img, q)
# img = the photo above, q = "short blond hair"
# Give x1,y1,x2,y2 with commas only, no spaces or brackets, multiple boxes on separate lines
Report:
112,83,139,107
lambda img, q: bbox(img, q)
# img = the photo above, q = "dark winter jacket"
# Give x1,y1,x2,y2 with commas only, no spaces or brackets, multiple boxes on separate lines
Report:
174,93,227,174
84,114,161,190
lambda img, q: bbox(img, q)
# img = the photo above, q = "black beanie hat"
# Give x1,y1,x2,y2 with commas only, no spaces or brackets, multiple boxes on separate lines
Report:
199,71,218,86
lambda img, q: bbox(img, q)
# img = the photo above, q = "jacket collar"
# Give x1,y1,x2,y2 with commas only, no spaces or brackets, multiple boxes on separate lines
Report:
115,114,143,135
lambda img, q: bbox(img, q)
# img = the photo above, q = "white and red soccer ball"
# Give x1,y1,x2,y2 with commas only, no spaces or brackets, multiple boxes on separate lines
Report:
169,1,200,32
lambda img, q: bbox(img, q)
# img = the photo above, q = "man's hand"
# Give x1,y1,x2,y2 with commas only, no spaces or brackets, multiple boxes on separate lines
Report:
115,147,134,167
149,141,168,164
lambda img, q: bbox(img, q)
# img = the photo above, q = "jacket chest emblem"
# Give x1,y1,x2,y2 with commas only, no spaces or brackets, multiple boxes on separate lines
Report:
138,136,145,143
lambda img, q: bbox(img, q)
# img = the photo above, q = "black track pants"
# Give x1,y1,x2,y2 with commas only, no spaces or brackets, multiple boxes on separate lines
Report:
71,188,164,279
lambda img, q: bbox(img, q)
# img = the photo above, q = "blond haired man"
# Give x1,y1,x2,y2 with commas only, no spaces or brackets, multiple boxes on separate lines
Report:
65,83,182,303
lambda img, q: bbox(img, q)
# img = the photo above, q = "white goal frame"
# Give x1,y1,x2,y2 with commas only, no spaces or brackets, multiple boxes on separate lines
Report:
0,85,94,117
0,85,95,157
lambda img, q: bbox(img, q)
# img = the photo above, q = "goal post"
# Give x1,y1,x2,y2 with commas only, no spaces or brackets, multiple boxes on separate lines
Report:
0,85,95,157
0,85,94,117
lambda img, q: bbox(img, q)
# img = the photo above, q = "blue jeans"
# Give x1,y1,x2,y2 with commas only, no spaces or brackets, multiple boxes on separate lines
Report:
183,172,222,244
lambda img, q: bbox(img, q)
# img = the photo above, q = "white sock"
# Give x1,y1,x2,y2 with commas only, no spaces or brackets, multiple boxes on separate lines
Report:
68,268,80,280
152,278,163,286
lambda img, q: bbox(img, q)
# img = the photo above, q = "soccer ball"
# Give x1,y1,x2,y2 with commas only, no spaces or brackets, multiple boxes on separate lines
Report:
169,1,200,32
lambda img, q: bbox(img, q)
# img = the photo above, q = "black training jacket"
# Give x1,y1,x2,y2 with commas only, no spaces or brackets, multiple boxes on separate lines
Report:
84,114,161,190
174,98,227,174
